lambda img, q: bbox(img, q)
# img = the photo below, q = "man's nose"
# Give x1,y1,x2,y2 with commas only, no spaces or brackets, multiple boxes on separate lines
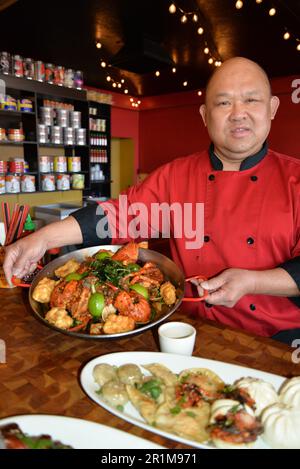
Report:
229,102,247,121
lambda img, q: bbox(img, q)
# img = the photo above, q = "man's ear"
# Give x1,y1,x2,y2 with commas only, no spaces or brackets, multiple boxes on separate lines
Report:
270,96,280,120
199,104,207,126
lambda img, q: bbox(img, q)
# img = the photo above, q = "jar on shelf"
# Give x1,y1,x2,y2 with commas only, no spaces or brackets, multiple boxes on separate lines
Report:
64,69,74,88
18,99,33,112
70,110,81,128
50,126,63,144
0,128,7,141
9,158,24,173
35,61,45,82
3,95,17,111
40,107,53,126
68,156,81,172
0,175,5,194
38,124,49,144
56,108,69,127
56,173,70,190
75,128,86,145
23,58,35,80
63,127,75,145
39,156,51,173
53,156,67,172
21,174,35,192
71,173,84,189
0,161,7,173
12,55,24,77
74,70,83,89
54,65,65,86
0,52,11,74
45,63,55,84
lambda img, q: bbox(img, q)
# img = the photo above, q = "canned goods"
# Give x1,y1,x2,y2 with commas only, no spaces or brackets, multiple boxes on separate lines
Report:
63,127,75,145
74,70,83,89
0,128,6,141
12,55,23,77
45,63,54,84
56,174,70,190
56,108,69,127
41,174,55,191
8,128,24,142
54,66,64,86
2,96,17,111
0,161,7,173
64,68,74,88
23,58,35,80
6,174,20,193
9,159,24,173
18,99,33,112
53,156,66,172
0,52,11,74
67,156,81,172
0,175,5,194
40,107,53,126
72,173,85,189
39,156,51,173
21,174,35,192
35,60,45,82
38,124,49,144
70,111,81,128
50,126,63,144
75,128,86,145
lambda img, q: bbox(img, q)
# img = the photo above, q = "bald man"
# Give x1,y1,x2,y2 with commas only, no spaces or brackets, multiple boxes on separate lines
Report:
4,57,300,344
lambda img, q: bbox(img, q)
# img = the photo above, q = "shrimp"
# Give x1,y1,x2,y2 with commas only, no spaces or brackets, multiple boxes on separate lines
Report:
114,290,151,323
111,242,139,265
50,280,78,309
125,262,164,288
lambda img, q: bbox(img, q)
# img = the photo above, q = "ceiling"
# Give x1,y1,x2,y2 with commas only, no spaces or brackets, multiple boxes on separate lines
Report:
0,0,299,96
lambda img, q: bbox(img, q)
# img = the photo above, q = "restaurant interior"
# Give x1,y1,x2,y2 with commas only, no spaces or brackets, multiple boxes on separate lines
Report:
0,0,300,451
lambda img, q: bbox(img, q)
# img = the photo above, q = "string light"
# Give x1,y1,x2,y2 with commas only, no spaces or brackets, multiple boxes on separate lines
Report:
100,61,107,68
235,1,243,9
197,91,202,96
204,47,210,54
130,98,141,108
172,67,176,73
117,83,122,88
256,0,263,3
208,57,214,64
112,82,117,88
121,79,125,83
181,14,187,23
124,89,128,94
96,41,102,49
183,81,188,87
155,70,160,77
283,31,290,40
169,3,176,14
297,43,300,51
269,7,276,16
197,27,204,35
192,14,198,22
106,76,111,82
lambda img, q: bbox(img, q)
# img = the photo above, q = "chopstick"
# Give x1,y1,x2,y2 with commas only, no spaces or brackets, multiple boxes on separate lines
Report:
4,203,30,245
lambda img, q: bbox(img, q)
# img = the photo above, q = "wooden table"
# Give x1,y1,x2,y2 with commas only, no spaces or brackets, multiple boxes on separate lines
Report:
1,288,299,449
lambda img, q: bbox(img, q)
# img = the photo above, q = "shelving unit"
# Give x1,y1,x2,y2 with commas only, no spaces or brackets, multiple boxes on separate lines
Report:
0,74,111,198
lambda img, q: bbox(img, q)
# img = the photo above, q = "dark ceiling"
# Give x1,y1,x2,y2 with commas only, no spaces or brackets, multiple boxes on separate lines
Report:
0,0,299,96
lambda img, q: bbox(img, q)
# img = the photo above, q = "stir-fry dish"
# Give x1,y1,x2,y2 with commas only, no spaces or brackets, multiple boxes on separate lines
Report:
92,362,300,448
0,423,72,449
32,242,180,335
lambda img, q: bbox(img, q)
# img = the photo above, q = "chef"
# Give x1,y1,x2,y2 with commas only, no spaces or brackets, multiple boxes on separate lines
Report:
4,57,300,343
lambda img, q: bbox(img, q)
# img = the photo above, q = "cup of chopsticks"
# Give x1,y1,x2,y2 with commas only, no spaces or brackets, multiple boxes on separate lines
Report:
0,202,30,288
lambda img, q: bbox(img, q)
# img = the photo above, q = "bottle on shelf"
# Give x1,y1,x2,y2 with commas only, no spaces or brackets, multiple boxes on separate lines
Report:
20,214,36,238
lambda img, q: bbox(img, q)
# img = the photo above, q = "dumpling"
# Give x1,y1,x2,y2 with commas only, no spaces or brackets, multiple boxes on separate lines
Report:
32,277,57,303
209,399,262,449
178,368,224,401
117,364,143,385
45,307,73,329
279,376,300,409
101,380,129,408
261,403,300,449
93,363,118,387
234,377,278,416
143,363,178,386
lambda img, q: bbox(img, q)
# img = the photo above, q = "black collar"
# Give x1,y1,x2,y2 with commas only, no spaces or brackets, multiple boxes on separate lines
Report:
209,142,268,171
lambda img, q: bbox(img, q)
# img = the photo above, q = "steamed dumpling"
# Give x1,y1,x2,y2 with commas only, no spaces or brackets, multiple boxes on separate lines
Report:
234,377,278,416
279,377,300,409
261,403,300,449
117,364,143,385
101,380,129,408
93,363,118,387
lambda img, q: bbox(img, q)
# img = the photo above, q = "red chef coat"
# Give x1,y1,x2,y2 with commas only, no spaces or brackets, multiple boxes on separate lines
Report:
101,148,300,337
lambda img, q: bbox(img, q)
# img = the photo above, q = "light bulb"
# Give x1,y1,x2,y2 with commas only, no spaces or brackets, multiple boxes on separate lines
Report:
197,27,204,35
100,61,107,68
121,79,125,83
283,32,290,40
192,14,198,22
117,83,122,88
106,76,111,82
183,81,188,86
130,98,134,102
172,67,176,73
204,47,209,54
197,91,202,96
269,8,276,16
169,3,176,14
112,82,117,88
235,0,243,9
124,89,128,94
297,44,300,51
96,41,102,49
181,15,187,23
155,70,160,77
208,57,213,64
137,100,141,104
256,0,263,3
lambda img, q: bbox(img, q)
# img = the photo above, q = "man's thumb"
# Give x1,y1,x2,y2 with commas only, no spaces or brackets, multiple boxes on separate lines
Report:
201,275,223,291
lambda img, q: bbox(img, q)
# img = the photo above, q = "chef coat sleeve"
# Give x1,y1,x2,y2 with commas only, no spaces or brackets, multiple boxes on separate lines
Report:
280,257,300,307
70,204,112,247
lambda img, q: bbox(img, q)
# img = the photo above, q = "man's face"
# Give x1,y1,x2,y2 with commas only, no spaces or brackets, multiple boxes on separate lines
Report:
200,61,279,163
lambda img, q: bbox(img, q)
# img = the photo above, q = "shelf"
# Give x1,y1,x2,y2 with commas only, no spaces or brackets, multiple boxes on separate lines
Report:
3,171,38,175
0,140,37,145
39,171,89,175
39,143,88,148
0,109,35,116
90,180,111,184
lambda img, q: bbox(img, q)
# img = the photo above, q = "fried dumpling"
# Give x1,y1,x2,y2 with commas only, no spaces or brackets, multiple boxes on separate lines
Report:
126,384,159,424
54,259,80,278
178,368,224,401
143,363,178,387
32,277,57,303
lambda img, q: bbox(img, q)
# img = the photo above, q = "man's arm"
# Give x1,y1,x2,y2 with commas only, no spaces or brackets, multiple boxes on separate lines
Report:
200,267,300,307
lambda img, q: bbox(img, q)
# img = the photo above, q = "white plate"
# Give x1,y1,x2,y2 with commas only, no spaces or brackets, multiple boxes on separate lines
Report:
80,351,286,449
0,414,164,449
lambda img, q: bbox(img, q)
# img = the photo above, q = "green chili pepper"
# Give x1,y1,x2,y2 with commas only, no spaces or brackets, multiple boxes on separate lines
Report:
65,272,83,282
130,283,149,299
95,251,111,261
88,292,105,318
127,263,140,272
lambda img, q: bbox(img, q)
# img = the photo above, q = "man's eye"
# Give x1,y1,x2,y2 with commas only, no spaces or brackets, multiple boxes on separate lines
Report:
217,101,230,106
246,98,258,103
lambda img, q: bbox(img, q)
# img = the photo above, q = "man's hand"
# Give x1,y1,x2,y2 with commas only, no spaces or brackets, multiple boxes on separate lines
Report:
200,268,256,307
